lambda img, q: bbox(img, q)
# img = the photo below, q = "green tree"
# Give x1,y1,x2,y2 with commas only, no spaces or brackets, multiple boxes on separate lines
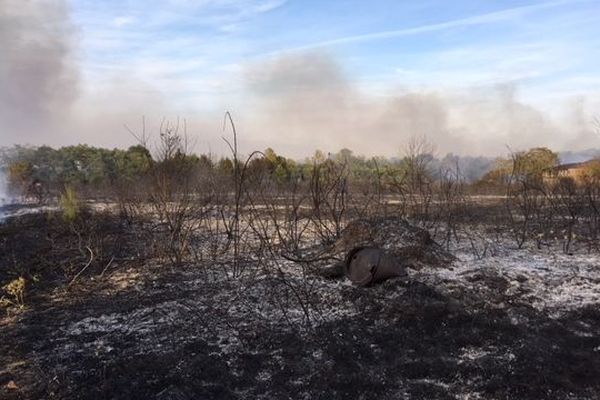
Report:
476,147,558,190
217,158,234,175
513,147,559,181
312,150,327,164
8,160,33,194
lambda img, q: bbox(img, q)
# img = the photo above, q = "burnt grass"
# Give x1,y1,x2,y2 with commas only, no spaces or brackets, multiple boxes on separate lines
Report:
1,212,600,399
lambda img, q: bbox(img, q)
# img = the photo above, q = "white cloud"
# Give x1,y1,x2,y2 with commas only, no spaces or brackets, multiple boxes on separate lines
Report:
112,16,136,27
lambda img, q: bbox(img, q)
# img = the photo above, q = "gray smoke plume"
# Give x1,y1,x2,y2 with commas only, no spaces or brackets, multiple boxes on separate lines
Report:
242,52,595,158
0,0,79,144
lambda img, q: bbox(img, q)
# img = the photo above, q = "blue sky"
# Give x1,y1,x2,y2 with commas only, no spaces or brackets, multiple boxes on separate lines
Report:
69,0,600,105
3,0,600,156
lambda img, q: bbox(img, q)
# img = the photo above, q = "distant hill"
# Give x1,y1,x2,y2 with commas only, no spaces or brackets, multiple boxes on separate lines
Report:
559,148,600,164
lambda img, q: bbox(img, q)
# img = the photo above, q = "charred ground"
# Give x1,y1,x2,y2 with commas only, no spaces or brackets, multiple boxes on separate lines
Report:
1,206,599,400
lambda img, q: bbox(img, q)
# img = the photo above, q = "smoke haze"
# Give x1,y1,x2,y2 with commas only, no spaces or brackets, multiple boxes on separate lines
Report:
1,1,598,159
241,52,597,158
0,0,79,143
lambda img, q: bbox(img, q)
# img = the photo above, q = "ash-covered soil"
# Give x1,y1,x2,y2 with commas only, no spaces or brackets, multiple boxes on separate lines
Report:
1,214,600,399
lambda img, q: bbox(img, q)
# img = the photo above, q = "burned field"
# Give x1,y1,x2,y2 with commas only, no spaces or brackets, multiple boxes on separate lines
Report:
3,0,600,397
1,198,600,400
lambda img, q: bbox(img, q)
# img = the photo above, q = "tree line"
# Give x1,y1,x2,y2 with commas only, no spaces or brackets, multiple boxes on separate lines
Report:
2,142,596,203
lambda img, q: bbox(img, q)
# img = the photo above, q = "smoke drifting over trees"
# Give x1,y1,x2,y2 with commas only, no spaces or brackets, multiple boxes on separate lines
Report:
0,1,598,159
242,51,595,158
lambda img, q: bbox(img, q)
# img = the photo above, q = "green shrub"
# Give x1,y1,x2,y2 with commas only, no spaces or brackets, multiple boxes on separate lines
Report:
60,186,80,223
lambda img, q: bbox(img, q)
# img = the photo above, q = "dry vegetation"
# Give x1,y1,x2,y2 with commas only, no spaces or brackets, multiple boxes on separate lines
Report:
1,130,600,399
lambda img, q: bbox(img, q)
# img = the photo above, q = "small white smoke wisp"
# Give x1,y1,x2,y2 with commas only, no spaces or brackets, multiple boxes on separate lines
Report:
0,170,8,203
0,170,17,223
0,171,8,222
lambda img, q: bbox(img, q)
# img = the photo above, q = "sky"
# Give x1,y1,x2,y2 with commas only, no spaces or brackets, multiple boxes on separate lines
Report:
1,0,600,158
